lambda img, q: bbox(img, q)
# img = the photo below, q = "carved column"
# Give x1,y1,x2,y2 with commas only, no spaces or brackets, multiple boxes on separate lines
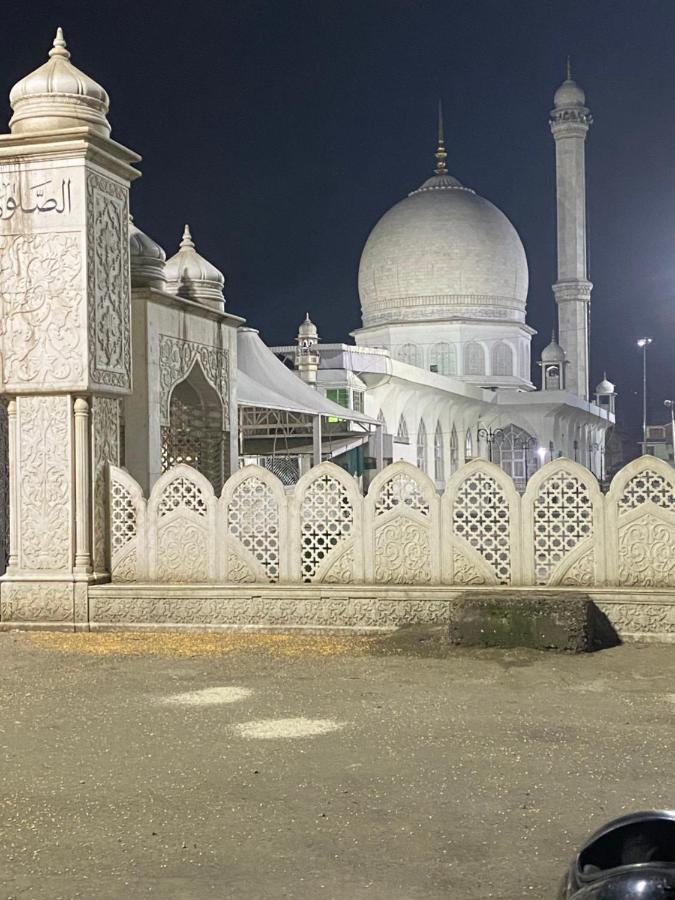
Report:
6,399,17,570
74,397,92,573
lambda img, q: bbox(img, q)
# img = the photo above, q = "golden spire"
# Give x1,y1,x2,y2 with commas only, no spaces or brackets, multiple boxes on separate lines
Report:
434,99,448,176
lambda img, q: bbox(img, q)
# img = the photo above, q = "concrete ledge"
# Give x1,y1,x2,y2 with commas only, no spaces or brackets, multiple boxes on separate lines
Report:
447,591,619,651
2,583,675,644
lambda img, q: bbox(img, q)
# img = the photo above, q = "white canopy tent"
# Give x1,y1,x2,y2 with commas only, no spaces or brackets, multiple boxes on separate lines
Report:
236,328,379,470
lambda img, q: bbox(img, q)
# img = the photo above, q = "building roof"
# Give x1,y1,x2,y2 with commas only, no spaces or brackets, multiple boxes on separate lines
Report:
237,328,377,423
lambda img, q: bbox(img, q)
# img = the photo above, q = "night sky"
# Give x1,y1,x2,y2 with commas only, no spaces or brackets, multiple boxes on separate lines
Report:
4,0,675,434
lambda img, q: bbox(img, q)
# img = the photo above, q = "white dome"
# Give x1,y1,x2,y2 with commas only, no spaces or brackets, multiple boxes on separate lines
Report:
129,217,166,289
595,376,615,395
553,78,585,109
358,173,528,328
9,28,110,136
165,225,225,309
541,332,565,363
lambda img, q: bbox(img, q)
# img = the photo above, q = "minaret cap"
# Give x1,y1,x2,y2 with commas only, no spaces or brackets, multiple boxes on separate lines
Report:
553,56,586,108
298,312,318,340
9,27,111,136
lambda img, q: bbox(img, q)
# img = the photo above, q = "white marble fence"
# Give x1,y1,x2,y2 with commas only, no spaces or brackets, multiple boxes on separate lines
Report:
109,455,675,589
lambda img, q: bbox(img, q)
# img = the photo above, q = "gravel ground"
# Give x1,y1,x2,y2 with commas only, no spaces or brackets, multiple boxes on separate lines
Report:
1,629,674,900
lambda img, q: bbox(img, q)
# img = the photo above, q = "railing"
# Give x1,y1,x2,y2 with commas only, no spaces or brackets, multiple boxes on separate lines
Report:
109,455,675,589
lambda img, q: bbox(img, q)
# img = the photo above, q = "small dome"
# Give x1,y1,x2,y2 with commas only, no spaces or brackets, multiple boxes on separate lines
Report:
553,77,585,108
165,225,225,309
595,374,615,395
9,28,110,136
298,313,318,339
541,332,565,363
129,216,166,289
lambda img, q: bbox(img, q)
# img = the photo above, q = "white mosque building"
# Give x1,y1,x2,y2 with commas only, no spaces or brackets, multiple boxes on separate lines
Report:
274,80,616,488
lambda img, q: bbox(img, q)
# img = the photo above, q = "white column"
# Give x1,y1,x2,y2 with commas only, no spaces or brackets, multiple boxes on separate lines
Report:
7,399,17,570
74,397,92,574
550,78,593,400
312,416,322,466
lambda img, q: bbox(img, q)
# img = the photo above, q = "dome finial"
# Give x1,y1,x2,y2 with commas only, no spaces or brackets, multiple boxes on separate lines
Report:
566,55,572,80
180,224,195,249
434,99,448,176
49,26,70,60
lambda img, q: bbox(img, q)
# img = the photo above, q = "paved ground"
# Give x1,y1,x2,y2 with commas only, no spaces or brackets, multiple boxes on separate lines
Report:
1,628,674,900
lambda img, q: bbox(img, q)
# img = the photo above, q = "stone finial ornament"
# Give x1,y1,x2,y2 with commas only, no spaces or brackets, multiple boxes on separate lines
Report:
9,27,111,136
165,224,225,309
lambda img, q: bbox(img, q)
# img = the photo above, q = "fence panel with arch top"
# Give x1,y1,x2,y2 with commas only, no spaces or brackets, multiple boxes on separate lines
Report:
108,456,675,589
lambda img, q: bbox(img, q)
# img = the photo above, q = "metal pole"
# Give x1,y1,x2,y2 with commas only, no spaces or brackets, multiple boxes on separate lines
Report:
664,401,675,466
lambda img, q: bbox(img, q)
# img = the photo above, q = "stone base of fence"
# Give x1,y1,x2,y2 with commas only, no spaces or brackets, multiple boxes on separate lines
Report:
1,583,674,645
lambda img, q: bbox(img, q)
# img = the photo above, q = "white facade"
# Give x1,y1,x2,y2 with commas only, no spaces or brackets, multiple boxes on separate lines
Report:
274,81,613,486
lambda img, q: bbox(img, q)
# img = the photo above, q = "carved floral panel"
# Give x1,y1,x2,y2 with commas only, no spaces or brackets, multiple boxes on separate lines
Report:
618,514,675,587
156,519,209,583
374,517,431,584
0,232,85,387
86,172,130,390
18,395,71,570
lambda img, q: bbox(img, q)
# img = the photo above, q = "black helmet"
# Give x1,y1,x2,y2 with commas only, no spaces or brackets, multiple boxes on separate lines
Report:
560,811,675,898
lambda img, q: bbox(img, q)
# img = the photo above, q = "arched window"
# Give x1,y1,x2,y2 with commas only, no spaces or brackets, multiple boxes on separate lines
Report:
492,342,514,376
544,364,561,390
464,342,486,376
434,421,444,482
161,362,225,492
429,342,457,376
416,420,428,472
450,425,459,473
396,414,409,444
464,428,474,461
493,424,536,487
397,343,419,367
377,409,387,430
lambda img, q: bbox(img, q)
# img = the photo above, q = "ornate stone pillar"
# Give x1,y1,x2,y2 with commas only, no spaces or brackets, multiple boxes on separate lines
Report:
0,30,140,626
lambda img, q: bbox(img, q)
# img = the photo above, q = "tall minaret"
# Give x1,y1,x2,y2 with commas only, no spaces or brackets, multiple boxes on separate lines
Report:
549,59,593,400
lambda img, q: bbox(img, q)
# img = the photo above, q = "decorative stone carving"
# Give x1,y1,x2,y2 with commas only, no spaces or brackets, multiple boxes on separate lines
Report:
619,469,675,514
452,471,511,583
86,172,130,390
559,549,594,587
375,471,429,517
158,335,229,425
532,469,592,584
91,396,119,572
300,472,353,582
1,582,72,622
0,232,84,387
89,592,453,628
112,547,137,583
618,514,675,587
322,545,355,584
452,549,487,585
596,601,675,637
227,475,279,582
18,395,71,569
156,519,209,583
374,518,431,584
227,551,256,584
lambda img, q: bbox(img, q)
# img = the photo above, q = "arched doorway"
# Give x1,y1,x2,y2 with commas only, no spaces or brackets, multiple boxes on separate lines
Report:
161,362,226,492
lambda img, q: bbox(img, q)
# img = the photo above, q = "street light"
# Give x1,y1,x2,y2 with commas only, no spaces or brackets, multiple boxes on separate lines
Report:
536,446,547,467
664,400,675,465
476,424,504,463
637,337,653,454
